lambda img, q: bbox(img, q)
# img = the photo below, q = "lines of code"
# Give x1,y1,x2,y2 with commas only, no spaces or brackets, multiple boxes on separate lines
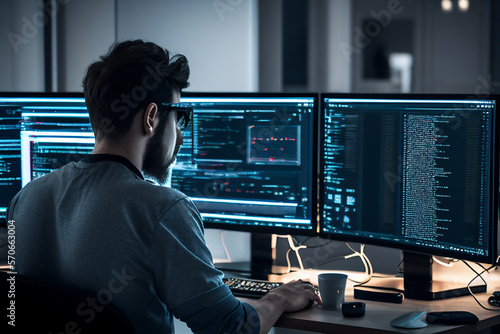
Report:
171,98,315,231
0,106,22,218
402,114,451,241
320,97,494,259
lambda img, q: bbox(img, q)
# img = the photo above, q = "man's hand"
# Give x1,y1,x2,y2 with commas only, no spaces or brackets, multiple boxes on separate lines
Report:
264,280,320,313
245,280,321,334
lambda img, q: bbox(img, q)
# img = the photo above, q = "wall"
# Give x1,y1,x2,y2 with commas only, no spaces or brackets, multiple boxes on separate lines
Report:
0,1,13,91
308,0,352,93
420,0,491,93
0,0,45,91
0,0,259,93
258,0,283,92
0,0,495,93
259,0,352,93
57,0,258,92
57,0,115,91
351,0,491,94
117,0,258,92
494,1,500,83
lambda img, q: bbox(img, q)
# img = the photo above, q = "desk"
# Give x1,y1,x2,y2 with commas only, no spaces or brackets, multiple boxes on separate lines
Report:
238,270,500,333
273,294,500,333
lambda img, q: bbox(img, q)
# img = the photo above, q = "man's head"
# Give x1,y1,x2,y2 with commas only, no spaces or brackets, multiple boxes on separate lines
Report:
82,40,190,183
82,39,190,139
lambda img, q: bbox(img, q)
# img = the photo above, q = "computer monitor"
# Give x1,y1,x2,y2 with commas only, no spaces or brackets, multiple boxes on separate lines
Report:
0,94,24,222
319,94,499,300
173,92,318,236
1,92,319,238
16,94,93,186
0,92,92,224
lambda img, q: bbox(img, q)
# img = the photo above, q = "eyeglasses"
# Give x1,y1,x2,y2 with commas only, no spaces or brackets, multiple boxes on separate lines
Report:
161,103,193,130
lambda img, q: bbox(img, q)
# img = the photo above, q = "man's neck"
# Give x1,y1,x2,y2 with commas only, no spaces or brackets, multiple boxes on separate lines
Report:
92,136,144,172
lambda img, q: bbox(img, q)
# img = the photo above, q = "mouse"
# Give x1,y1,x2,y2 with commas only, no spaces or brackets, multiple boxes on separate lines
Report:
390,311,427,329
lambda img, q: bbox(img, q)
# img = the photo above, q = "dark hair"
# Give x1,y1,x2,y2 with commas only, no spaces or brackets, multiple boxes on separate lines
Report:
82,39,190,139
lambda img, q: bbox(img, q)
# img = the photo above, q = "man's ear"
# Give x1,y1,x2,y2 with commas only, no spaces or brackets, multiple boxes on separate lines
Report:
143,103,158,135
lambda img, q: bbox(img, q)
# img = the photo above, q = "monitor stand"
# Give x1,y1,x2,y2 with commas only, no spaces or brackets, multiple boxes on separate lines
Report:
215,233,287,280
355,251,487,301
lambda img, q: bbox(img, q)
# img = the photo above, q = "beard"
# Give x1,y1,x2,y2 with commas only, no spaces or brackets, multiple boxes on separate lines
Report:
142,119,180,185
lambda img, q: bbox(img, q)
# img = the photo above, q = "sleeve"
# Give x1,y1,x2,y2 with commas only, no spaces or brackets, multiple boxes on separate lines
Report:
6,191,21,221
149,197,260,333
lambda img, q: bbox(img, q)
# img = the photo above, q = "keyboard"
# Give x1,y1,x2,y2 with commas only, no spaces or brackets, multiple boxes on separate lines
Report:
223,277,283,298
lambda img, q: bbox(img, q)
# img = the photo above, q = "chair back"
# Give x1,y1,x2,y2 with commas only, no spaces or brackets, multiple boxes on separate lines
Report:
1,270,134,333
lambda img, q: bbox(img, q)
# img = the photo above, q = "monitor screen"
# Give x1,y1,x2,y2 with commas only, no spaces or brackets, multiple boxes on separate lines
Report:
173,92,318,235
0,95,23,221
19,95,93,186
0,93,91,222
319,94,498,265
0,92,318,235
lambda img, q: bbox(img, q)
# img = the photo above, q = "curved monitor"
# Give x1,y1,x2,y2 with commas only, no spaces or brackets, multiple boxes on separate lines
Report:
174,92,318,235
319,94,499,299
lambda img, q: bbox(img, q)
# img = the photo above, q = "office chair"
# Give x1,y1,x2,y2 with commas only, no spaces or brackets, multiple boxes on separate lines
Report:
0,270,134,333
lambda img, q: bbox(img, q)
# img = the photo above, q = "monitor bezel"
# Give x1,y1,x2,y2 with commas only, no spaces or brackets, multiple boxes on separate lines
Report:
318,93,499,265
0,91,85,101
180,91,319,236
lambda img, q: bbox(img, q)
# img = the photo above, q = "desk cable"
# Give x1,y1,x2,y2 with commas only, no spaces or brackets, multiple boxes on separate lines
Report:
344,243,374,284
297,240,375,284
274,235,307,273
213,230,232,264
462,260,500,311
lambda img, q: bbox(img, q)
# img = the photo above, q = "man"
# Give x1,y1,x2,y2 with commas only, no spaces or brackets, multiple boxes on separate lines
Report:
7,40,319,333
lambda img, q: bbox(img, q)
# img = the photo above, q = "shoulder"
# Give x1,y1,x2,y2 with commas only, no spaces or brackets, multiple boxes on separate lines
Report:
126,179,189,206
12,163,73,198
6,164,73,218
117,177,202,225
